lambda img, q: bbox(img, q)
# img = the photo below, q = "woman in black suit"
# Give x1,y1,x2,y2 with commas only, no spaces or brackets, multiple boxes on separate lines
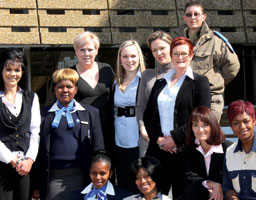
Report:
31,68,104,200
184,106,231,200
143,37,211,198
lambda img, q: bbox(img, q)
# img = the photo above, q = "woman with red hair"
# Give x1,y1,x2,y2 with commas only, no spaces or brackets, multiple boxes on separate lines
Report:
143,37,211,198
223,100,256,199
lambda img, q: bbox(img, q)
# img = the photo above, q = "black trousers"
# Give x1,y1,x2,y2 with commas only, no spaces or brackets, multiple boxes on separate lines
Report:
115,146,139,194
146,144,185,199
0,162,30,200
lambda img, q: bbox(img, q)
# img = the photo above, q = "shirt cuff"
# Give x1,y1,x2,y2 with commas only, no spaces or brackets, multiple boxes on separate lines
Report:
202,180,209,189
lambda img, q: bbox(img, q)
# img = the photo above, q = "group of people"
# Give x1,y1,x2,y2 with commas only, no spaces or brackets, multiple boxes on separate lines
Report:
0,1,254,200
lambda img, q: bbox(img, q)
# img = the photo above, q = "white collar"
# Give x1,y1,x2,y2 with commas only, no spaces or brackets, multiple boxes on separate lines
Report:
165,66,194,81
195,138,224,156
48,99,85,112
81,181,115,196
0,87,23,97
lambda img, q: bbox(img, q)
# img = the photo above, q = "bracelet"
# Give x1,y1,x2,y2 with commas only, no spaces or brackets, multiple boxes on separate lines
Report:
16,158,21,166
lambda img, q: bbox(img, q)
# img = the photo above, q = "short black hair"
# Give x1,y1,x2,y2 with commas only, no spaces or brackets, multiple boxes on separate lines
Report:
185,1,205,14
0,48,28,92
130,156,162,190
91,152,111,169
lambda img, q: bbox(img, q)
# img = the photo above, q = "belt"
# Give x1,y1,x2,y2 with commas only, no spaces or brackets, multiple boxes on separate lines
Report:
114,106,136,117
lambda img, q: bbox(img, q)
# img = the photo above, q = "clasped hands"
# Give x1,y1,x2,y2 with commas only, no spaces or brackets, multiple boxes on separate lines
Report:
157,135,177,154
10,156,33,176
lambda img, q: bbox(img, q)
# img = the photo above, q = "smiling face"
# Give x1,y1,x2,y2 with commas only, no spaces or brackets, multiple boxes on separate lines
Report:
135,168,157,196
192,119,211,144
75,40,98,67
151,38,171,65
2,64,22,89
183,5,206,31
171,44,192,70
231,112,255,143
120,45,140,73
54,80,77,107
90,161,112,189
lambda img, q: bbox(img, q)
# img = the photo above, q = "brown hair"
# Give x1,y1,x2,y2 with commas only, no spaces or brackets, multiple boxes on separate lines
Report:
147,31,172,49
186,106,225,148
185,1,205,14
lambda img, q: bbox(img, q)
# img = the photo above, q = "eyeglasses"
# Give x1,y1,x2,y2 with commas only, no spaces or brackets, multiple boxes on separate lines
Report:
185,12,202,17
172,52,190,58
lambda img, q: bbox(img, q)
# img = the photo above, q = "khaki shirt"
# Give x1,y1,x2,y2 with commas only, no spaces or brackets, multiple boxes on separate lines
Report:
171,22,240,95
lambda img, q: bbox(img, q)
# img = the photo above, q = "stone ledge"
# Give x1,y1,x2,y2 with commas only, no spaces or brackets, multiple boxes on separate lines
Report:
0,27,40,44
38,10,109,27
0,9,38,26
108,0,176,10
0,0,36,8
37,0,108,9
110,10,177,27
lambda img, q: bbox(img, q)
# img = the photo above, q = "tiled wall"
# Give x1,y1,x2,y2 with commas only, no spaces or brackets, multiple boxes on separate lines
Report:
0,0,255,45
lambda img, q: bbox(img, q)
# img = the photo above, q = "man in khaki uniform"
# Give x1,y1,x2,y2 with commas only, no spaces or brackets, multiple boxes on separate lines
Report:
171,1,240,121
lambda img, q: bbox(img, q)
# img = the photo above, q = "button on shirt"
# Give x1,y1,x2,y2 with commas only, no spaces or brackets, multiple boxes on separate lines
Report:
223,134,256,199
0,89,41,164
114,71,140,148
157,67,193,135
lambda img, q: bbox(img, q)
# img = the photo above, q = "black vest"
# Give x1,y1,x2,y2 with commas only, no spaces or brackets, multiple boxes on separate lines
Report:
0,91,34,153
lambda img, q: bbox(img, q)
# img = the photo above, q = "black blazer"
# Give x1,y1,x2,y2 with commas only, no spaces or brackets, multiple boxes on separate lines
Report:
31,102,105,199
69,185,132,200
143,72,211,153
183,140,232,199
185,140,232,185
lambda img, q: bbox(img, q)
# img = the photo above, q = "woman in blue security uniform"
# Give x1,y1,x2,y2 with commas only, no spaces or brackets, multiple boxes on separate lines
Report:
70,153,132,200
31,68,104,200
113,40,146,193
0,48,41,200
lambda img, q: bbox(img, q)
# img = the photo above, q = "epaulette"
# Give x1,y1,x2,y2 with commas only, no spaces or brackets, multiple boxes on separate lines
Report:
214,31,235,53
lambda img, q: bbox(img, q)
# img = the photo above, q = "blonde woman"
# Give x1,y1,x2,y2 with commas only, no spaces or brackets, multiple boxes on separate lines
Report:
72,31,114,152
113,40,145,193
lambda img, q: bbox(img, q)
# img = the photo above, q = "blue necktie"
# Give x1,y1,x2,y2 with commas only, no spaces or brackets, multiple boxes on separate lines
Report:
84,185,107,200
51,99,75,128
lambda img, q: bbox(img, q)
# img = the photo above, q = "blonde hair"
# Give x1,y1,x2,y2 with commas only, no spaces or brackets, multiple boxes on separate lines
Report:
52,68,79,85
73,31,100,50
147,31,172,49
115,40,146,85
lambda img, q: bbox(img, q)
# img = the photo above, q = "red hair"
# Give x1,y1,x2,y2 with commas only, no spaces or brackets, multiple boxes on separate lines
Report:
170,37,194,57
227,100,255,123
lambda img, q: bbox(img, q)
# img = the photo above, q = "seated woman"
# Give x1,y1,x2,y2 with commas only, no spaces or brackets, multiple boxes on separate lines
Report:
183,106,232,200
223,100,256,200
31,68,104,200
124,156,172,200
70,153,132,200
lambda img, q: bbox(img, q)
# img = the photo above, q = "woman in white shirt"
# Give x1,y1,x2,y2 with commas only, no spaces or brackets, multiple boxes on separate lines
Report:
0,48,40,200
143,37,211,198
184,106,231,200
113,40,145,193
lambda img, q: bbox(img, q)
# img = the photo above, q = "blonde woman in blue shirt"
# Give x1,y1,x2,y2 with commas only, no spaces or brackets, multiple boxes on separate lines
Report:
113,40,146,193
